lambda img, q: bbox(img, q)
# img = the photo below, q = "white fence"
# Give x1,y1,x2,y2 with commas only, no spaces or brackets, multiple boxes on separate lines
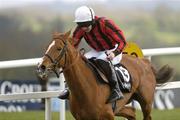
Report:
0,47,180,120
0,91,61,120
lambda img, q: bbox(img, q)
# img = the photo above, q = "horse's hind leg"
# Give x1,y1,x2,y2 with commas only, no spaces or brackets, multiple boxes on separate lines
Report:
136,86,155,120
139,101,152,120
115,106,136,120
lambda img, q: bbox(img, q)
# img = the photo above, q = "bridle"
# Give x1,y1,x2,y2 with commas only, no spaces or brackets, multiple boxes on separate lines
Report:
44,39,68,78
43,39,79,78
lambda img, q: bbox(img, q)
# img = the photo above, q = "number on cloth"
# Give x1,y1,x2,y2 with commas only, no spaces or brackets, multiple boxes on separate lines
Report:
115,66,130,82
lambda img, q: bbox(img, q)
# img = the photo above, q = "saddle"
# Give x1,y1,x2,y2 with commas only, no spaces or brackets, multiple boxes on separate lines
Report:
83,57,132,93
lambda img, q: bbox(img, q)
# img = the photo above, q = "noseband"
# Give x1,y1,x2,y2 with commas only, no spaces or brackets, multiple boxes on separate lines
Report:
44,40,68,78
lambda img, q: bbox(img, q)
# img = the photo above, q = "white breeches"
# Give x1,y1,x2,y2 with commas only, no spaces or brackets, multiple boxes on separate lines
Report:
84,45,122,65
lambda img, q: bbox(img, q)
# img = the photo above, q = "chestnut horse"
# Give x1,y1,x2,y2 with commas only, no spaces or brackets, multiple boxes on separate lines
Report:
37,31,174,120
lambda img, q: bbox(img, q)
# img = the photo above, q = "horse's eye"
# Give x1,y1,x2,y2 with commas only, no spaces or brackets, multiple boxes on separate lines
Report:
57,48,61,51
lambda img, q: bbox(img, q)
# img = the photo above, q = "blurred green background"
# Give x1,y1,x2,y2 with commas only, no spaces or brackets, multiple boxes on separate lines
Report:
0,0,180,81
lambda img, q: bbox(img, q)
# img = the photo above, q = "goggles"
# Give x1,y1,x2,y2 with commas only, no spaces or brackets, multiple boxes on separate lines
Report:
77,21,92,27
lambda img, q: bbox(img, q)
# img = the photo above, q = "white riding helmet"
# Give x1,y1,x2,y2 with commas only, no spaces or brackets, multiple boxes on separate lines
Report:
74,6,95,23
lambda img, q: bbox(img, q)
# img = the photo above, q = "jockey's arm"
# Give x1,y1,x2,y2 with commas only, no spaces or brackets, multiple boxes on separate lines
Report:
105,20,126,57
72,27,84,48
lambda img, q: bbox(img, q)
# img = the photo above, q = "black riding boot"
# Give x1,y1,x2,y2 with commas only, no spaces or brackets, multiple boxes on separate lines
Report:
58,88,69,99
107,63,124,103
95,59,124,103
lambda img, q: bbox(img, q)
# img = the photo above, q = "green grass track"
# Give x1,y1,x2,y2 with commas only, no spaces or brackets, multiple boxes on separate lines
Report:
0,109,180,120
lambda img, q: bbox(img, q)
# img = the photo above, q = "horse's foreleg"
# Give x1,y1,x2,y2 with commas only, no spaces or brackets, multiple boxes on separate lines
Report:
99,114,114,120
113,92,135,120
115,106,136,120
100,105,115,120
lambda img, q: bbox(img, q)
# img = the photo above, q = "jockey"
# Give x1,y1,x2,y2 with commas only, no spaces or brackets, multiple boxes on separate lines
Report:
58,6,127,103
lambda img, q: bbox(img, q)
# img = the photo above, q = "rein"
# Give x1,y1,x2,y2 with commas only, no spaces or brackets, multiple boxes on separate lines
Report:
61,51,79,72
44,39,79,77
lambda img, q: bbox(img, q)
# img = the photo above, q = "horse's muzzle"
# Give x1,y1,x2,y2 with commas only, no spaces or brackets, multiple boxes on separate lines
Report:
36,65,49,79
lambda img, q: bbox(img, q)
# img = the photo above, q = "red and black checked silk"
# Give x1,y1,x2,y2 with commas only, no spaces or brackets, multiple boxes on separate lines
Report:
73,16,126,53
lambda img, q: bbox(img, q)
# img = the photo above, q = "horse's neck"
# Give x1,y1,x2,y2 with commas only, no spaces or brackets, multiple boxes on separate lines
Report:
63,49,97,100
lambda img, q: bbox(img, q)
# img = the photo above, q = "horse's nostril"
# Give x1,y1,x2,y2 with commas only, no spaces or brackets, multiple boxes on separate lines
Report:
41,65,46,70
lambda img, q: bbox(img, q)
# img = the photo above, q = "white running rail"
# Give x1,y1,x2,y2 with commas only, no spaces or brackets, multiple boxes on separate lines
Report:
0,91,60,120
0,75,65,120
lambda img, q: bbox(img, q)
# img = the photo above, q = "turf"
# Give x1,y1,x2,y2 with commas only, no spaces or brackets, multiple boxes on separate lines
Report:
0,109,180,120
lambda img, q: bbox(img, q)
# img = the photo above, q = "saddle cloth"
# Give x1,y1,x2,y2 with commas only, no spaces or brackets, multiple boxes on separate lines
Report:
86,58,132,93
114,64,132,92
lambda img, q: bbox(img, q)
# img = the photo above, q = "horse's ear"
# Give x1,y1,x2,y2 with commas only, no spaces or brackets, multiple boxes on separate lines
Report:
64,30,71,39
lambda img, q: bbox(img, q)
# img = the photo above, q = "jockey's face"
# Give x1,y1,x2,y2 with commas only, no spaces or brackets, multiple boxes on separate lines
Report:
77,21,92,32
81,25,92,32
